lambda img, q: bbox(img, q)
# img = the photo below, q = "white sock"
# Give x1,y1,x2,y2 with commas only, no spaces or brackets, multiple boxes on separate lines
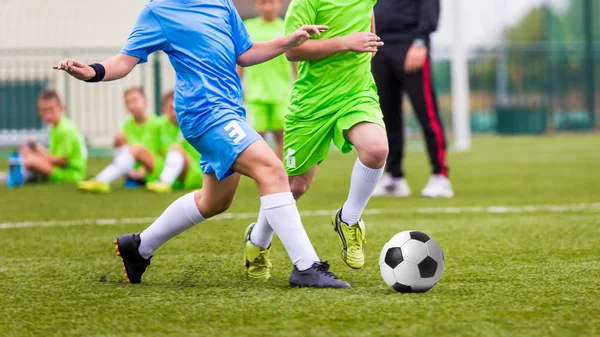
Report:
96,151,136,184
138,192,205,259
341,158,385,225
114,145,129,157
20,166,35,182
250,209,274,248
261,192,319,271
159,151,185,185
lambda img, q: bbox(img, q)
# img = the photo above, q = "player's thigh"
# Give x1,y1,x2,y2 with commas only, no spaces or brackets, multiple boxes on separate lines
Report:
284,117,333,177
247,102,270,133
196,172,240,217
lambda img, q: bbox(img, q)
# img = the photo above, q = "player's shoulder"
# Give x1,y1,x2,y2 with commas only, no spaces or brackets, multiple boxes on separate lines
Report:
244,17,259,25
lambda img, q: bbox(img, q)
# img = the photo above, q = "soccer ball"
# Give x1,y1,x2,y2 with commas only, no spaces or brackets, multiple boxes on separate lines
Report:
379,230,444,293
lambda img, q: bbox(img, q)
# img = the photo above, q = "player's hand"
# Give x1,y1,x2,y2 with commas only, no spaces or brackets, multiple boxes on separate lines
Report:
288,25,329,48
342,32,384,53
404,44,428,72
53,58,96,81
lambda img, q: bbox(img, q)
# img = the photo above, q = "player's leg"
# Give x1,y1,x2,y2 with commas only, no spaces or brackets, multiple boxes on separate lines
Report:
404,57,453,198
147,144,188,193
371,51,411,197
270,102,287,160
116,173,238,283
248,118,331,256
331,118,388,269
82,144,154,193
19,148,55,180
234,139,348,287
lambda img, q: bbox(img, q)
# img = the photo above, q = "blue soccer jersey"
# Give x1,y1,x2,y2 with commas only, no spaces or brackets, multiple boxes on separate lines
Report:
121,0,254,139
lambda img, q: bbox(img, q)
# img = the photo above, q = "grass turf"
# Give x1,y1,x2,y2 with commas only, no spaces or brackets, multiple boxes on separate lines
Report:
0,135,599,337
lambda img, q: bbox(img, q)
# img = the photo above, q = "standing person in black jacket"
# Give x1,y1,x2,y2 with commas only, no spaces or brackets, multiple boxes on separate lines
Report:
371,0,454,198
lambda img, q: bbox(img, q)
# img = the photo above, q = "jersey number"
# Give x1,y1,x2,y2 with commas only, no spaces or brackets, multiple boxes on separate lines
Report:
224,121,247,145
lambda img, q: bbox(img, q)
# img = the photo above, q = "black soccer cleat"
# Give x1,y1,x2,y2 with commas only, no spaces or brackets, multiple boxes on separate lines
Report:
289,261,350,288
114,233,151,284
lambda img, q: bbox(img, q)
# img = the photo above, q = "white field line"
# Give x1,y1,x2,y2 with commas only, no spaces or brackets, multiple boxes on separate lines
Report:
1,203,599,230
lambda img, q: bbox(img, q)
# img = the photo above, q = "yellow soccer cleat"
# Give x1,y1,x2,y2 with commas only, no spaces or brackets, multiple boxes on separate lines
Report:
77,179,110,193
332,209,366,269
244,223,272,280
146,181,173,194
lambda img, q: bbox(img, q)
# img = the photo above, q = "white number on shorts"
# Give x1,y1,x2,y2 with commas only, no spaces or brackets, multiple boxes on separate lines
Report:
224,121,247,145
286,148,296,169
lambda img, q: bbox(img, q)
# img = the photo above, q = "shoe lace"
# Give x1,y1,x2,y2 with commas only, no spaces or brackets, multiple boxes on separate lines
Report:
314,262,338,279
255,250,268,267
347,224,366,249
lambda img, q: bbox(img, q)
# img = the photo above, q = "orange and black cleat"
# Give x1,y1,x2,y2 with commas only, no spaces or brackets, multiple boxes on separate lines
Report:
114,233,151,284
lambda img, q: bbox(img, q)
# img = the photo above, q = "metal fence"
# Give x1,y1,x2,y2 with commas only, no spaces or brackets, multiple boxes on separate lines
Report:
0,43,598,149
0,48,157,148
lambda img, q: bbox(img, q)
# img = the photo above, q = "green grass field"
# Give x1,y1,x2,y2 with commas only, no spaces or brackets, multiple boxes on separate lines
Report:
1,135,599,337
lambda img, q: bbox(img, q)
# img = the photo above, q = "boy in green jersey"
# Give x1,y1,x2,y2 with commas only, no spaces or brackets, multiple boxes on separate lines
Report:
78,87,163,193
237,0,296,160
15,89,87,184
245,0,387,277
147,91,203,193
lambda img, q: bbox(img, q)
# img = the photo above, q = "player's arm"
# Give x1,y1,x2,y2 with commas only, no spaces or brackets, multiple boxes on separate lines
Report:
285,32,383,62
237,25,328,67
53,53,140,82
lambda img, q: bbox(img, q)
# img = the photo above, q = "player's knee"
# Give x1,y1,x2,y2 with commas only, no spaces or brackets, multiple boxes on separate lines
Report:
114,132,127,147
128,145,143,157
361,141,389,168
255,158,288,189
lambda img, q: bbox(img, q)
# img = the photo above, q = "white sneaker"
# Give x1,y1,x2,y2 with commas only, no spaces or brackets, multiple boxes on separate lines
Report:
421,174,454,198
372,174,411,197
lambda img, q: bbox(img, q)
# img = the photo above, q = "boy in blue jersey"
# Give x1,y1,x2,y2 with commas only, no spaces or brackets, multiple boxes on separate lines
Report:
54,0,348,288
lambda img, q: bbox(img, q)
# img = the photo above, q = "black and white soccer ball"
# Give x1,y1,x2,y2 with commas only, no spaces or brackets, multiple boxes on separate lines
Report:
379,230,444,293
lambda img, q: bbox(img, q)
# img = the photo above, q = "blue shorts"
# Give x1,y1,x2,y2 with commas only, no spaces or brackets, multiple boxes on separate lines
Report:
186,115,262,180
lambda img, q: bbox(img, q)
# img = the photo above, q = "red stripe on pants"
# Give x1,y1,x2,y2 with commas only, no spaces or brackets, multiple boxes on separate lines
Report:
422,57,447,177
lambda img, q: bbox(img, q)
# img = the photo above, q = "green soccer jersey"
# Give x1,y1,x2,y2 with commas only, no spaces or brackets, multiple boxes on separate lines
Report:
49,116,87,177
243,17,292,104
121,115,162,155
158,116,181,156
285,0,379,120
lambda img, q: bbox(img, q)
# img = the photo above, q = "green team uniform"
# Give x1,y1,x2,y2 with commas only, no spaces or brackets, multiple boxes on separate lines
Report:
121,115,163,181
158,118,203,189
284,0,384,176
243,17,292,132
48,116,87,183
174,138,203,190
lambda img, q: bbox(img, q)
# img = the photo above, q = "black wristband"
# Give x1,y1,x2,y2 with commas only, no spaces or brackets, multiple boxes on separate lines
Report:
85,63,106,83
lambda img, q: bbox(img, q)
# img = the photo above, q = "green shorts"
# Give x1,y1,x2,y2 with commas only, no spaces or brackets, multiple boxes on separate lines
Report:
172,160,204,190
49,167,85,183
284,103,385,176
247,102,286,132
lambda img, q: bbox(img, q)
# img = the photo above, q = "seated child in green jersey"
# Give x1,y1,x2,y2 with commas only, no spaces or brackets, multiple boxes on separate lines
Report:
9,89,87,186
147,91,203,193
78,87,163,193
237,0,296,160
